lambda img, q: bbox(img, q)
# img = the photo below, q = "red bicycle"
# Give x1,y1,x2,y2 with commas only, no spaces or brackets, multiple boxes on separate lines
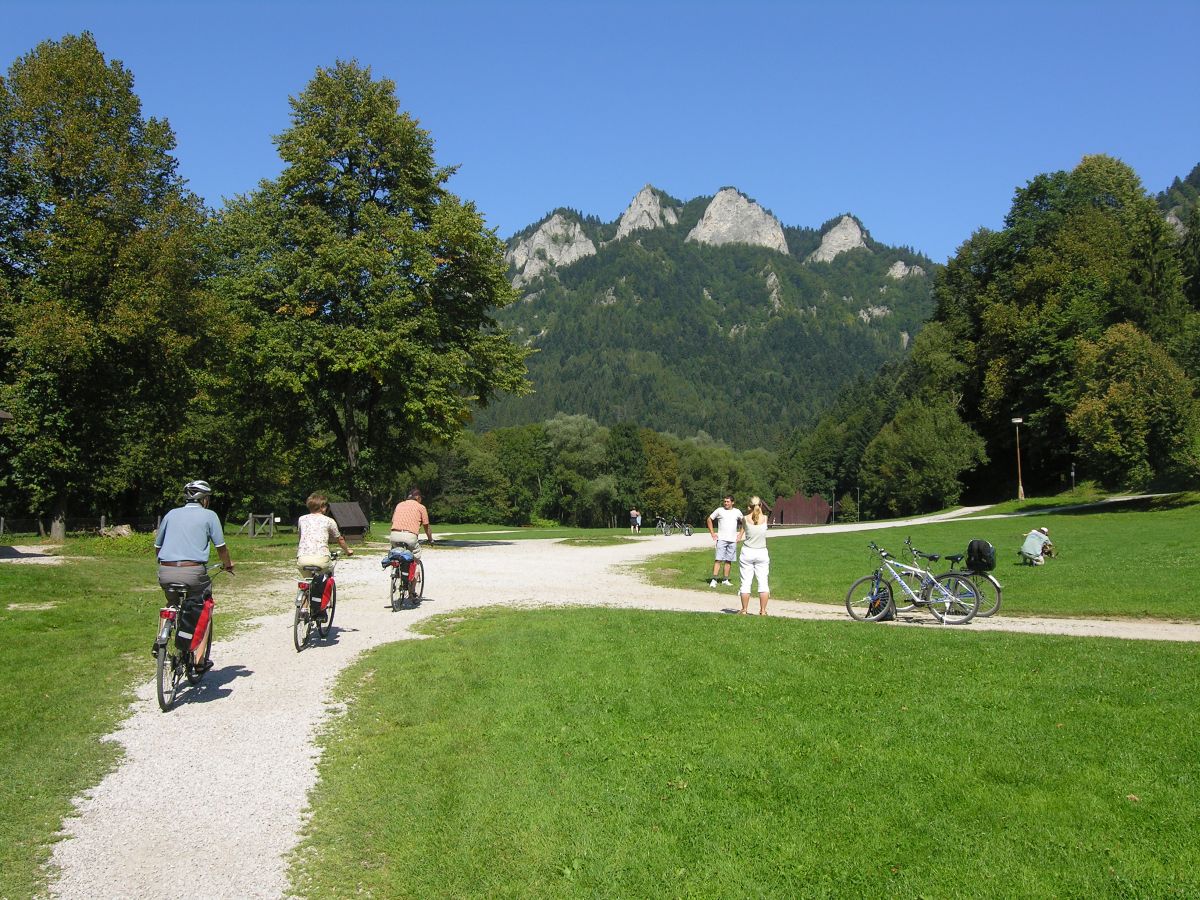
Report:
153,565,223,711
294,551,340,651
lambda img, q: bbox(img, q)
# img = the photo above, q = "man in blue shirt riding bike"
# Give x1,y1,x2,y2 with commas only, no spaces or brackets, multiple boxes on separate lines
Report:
154,480,234,667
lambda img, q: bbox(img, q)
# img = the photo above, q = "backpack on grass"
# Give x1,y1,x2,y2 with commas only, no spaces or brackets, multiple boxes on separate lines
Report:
966,539,996,572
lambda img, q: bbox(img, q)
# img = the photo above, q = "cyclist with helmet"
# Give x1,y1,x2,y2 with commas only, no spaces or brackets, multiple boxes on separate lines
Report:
154,480,234,645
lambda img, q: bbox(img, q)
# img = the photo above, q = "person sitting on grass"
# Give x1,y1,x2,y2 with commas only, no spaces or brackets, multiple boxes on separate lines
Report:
1019,526,1053,566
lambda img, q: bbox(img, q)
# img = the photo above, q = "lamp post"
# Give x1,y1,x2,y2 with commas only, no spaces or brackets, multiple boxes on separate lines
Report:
1011,417,1025,501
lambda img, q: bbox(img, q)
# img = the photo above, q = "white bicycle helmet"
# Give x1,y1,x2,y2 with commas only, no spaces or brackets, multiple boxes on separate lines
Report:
184,479,213,501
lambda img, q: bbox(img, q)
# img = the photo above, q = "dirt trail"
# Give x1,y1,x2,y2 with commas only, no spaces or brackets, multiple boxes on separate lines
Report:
46,521,1200,898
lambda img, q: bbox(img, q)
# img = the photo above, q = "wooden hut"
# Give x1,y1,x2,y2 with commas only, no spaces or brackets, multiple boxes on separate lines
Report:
327,501,370,543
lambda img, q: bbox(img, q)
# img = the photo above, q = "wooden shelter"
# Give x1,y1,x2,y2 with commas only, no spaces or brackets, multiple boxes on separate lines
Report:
770,492,832,526
327,501,370,543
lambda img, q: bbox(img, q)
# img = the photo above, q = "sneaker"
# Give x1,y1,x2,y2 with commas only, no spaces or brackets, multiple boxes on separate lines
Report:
313,610,327,623
721,580,732,586
709,579,718,588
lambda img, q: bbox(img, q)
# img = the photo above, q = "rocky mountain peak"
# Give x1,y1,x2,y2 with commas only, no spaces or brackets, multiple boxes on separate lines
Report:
615,185,680,241
806,215,869,264
686,188,789,254
886,260,927,279
505,212,597,286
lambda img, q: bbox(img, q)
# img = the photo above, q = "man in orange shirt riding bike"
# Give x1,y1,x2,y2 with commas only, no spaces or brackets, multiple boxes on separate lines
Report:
389,488,434,557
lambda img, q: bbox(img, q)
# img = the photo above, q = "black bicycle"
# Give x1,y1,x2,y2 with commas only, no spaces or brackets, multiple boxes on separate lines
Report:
294,551,340,651
386,547,425,611
153,565,223,711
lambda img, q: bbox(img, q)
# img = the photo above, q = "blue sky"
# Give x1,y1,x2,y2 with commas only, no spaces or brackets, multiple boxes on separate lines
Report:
3,0,1198,262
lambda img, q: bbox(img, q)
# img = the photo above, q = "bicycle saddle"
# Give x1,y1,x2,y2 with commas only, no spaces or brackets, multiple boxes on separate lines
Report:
945,553,965,564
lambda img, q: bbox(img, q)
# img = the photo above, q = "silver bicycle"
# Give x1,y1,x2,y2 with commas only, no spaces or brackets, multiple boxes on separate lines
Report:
846,541,980,625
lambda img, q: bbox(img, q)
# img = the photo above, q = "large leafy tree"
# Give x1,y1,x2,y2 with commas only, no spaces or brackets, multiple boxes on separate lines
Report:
211,60,529,513
0,33,211,533
859,397,986,517
933,155,1191,493
1066,323,1200,487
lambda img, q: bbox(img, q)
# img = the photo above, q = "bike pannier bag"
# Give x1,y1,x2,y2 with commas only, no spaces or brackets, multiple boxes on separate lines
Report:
966,539,996,572
190,597,214,652
176,595,205,651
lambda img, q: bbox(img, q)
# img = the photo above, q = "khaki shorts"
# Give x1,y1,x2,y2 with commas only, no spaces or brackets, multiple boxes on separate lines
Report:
389,531,421,559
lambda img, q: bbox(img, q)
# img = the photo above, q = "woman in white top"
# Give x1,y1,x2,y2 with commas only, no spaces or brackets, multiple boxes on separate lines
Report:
296,492,354,575
738,496,770,615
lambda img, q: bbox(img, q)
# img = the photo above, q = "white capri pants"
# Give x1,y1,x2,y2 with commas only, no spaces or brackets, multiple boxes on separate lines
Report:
738,548,770,594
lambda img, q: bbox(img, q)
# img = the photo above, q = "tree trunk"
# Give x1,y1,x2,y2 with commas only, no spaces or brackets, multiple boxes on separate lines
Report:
50,498,67,541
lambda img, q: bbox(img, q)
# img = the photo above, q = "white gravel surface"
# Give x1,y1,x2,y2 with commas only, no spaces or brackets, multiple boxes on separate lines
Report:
44,520,1200,899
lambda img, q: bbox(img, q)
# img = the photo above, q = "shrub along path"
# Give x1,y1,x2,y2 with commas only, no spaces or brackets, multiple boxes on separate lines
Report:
46,509,1200,898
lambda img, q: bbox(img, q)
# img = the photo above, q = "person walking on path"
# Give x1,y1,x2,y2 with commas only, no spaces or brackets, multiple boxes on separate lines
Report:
390,488,434,557
707,494,743,587
738,496,771,615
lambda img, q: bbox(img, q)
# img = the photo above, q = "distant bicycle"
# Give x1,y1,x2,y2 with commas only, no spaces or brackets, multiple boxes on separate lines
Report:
385,545,425,611
655,515,671,536
153,565,223,711
294,551,340,651
671,517,694,536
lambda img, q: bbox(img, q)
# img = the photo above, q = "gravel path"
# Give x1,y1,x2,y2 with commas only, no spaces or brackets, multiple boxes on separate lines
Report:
46,524,1200,898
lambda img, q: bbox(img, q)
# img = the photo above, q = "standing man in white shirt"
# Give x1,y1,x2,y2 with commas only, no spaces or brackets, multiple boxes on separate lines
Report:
706,494,743,587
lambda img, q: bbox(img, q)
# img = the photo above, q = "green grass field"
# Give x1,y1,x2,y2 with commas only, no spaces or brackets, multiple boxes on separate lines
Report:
641,494,1200,620
0,533,293,898
3,495,1199,897
294,607,1200,898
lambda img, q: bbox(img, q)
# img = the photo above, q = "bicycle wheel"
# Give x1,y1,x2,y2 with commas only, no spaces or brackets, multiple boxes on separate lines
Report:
156,641,182,711
410,559,424,600
293,590,312,651
846,575,894,621
390,569,402,612
970,573,1002,617
317,582,336,638
889,571,923,613
187,620,213,685
683,524,693,536
929,573,979,625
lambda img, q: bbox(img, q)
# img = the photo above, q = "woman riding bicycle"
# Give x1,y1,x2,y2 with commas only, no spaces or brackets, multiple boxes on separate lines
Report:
297,493,354,618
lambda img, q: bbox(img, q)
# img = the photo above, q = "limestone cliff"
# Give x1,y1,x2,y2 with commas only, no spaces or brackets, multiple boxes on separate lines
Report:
614,185,680,241
806,215,869,264
505,212,597,286
686,188,789,254
886,260,927,279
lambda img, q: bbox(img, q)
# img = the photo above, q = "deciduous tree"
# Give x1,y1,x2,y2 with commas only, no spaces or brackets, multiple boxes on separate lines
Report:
0,33,210,534
210,60,529,514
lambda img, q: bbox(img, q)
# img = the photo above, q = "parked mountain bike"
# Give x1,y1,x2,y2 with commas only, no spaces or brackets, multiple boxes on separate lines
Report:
385,546,425,611
152,565,224,711
656,515,671,536
846,541,980,625
906,539,1003,617
670,517,694,536
294,551,340,651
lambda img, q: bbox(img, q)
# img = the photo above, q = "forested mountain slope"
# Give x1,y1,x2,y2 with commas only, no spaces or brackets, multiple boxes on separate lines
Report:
474,186,935,445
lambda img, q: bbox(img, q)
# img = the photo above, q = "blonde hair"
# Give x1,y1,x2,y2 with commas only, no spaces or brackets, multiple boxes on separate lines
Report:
747,496,765,525
306,492,329,514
